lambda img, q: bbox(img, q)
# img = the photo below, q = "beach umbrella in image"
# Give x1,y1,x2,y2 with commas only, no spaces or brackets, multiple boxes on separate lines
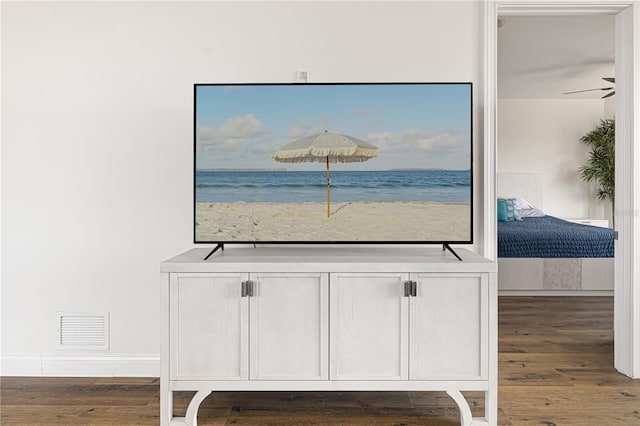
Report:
272,131,379,218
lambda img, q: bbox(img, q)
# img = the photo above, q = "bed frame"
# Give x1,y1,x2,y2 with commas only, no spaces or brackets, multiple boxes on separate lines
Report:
497,173,613,296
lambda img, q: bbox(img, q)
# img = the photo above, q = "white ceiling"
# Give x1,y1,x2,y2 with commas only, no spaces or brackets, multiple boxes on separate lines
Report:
498,15,615,99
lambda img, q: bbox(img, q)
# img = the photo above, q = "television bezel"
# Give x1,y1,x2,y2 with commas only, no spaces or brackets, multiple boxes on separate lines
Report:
193,82,473,246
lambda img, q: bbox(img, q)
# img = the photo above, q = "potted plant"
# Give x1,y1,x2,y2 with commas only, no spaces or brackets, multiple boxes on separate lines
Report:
579,118,615,227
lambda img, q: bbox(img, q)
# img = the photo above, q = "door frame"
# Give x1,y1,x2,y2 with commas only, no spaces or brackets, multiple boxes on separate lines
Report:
482,0,640,378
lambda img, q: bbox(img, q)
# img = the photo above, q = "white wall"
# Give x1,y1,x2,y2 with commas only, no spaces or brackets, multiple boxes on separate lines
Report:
498,98,609,220
1,1,483,375
604,96,616,118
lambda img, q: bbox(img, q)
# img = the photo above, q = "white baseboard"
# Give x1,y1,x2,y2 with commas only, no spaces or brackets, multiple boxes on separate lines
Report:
1,353,160,377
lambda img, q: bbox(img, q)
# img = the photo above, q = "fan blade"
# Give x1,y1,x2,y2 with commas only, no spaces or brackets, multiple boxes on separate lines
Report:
602,91,615,99
602,77,615,83
563,87,614,95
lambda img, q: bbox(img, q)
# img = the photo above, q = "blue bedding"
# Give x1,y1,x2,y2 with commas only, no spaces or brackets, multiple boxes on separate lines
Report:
498,216,614,258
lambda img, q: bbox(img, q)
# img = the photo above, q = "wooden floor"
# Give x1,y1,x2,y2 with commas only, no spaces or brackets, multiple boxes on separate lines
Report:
2,297,639,425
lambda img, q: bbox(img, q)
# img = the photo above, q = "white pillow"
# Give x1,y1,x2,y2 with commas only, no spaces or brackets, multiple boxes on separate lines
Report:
519,206,545,218
514,197,535,210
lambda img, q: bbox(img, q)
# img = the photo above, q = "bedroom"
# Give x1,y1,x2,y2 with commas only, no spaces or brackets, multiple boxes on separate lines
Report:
496,15,616,295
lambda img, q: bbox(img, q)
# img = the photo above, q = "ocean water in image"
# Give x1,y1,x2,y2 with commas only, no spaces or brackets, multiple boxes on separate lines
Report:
195,170,470,204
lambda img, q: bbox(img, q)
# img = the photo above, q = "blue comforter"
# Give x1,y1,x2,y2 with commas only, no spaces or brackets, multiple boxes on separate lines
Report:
498,216,614,258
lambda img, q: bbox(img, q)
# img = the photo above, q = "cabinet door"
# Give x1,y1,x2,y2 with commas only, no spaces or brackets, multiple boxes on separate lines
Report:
409,273,488,380
249,273,328,380
170,273,249,380
330,273,409,380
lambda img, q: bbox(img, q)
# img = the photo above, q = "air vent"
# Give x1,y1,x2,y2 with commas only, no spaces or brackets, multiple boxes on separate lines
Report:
57,312,109,350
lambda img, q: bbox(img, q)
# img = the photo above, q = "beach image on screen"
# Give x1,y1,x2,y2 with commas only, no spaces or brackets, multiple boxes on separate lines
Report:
194,83,471,243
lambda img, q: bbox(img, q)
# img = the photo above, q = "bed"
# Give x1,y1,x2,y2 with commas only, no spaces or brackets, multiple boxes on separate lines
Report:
497,173,614,295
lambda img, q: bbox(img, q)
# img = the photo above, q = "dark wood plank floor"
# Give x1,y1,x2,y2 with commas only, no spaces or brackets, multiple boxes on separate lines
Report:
2,297,639,425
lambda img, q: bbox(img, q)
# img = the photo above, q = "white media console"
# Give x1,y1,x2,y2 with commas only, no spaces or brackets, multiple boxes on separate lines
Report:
160,247,497,426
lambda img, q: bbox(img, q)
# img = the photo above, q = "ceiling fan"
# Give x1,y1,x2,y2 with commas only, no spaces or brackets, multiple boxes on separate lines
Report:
563,77,615,98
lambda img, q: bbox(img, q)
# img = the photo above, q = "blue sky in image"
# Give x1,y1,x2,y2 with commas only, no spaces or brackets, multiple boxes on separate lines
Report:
195,83,471,171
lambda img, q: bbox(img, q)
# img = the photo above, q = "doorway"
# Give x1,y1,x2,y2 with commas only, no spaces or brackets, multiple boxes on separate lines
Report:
483,1,639,379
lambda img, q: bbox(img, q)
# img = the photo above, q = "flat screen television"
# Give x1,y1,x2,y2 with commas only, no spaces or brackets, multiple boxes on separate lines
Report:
194,82,472,245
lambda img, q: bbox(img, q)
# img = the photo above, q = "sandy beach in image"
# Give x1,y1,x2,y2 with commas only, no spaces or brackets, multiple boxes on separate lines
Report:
196,201,470,242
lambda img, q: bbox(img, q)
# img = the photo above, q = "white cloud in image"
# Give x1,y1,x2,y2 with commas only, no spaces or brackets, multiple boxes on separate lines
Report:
364,128,470,169
197,114,268,147
369,129,467,154
218,114,266,138
196,114,278,168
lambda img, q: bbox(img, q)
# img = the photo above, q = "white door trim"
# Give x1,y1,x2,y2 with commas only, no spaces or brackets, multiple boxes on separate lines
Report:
482,0,498,261
614,3,640,379
482,0,640,378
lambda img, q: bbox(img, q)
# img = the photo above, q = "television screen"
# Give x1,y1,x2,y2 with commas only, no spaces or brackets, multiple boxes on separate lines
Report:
194,83,472,244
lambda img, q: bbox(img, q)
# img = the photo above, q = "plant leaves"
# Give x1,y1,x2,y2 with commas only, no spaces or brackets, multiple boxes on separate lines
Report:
580,118,615,202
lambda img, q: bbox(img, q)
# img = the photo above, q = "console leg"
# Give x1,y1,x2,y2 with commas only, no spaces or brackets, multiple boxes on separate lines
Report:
169,390,212,426
186,390,211,426
446,390,495,425
160,385,172,426
446,390,473,426
485,388,497,426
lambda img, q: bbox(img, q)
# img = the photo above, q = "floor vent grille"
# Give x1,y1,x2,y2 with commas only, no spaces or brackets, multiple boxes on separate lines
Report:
57,312,109,350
